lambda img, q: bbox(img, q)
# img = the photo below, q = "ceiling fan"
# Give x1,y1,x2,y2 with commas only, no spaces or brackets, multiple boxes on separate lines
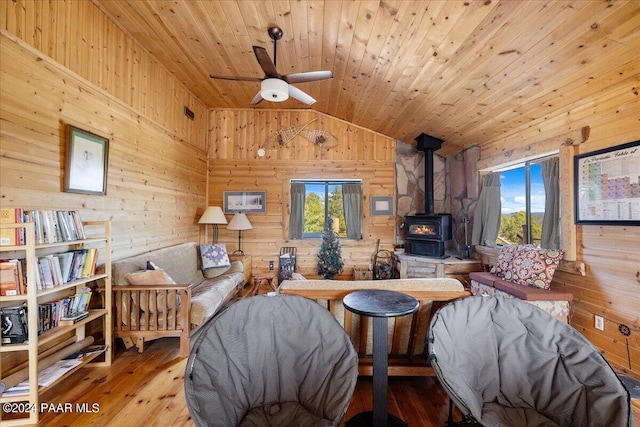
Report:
209,27,333,105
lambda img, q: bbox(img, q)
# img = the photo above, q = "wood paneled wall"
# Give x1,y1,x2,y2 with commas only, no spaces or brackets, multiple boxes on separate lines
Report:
209,109,396,279
473,83,640,377
1,0,208,262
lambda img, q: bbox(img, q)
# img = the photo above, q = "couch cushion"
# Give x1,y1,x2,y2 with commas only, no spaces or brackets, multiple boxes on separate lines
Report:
112,242,205,286
507,247,564,290
124,267,181,312
493,278,573,302
469,271,497,287
190,272,244,325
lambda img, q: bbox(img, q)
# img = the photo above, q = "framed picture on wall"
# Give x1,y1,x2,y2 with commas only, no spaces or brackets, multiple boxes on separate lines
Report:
371,196,393,216
574,139,640,225
64,125,109,195
224,191,266,214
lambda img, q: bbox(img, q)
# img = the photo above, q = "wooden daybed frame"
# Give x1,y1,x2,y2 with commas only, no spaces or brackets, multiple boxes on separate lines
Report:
278,279,470,376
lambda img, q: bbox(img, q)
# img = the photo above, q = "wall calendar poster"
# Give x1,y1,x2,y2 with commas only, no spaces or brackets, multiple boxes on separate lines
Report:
574,140,640,225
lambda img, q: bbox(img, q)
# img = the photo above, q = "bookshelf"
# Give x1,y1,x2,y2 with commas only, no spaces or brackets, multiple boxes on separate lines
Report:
0,219,112,426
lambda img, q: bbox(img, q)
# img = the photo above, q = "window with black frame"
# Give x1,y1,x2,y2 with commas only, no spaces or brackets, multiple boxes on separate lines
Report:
289,180,362,240
492,155,560,249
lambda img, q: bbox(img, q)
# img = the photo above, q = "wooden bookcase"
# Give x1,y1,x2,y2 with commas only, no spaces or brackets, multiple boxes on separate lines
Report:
0,221,112,426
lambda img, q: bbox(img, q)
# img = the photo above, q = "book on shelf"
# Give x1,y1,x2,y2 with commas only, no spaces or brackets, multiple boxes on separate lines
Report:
0,208,25,246
58,311,89,325
32,248,99,290
0,259,25,296
1,305,28,344
0,209,88,246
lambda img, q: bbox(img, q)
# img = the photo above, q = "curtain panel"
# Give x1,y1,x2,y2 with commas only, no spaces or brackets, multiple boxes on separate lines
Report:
472,172,501,246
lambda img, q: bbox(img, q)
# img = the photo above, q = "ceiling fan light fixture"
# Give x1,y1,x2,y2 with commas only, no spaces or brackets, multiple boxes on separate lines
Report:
261,78,289,102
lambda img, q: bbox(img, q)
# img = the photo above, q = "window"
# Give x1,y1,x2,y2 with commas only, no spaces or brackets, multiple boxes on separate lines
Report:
289,180,362,240
496,156,558,247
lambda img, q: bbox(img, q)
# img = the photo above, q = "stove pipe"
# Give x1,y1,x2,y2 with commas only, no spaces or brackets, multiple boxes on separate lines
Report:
415,133,444,215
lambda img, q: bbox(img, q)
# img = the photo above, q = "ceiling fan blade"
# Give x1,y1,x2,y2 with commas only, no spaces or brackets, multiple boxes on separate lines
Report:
209,74,262,82
252,46,279,78
288,84,316,105
284,71,333,84
250,91,263,105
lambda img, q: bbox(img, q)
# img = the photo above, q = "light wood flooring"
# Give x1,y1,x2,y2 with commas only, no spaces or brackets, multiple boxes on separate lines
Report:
32,336,453,427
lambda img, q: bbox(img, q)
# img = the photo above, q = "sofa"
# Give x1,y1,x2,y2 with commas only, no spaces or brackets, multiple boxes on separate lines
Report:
469,244,574,323
111,242,246,357
278,277,470,376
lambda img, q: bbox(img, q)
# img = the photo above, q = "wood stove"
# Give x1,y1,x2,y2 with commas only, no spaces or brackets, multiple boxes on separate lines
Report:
405,133,452,258
405,213,452,258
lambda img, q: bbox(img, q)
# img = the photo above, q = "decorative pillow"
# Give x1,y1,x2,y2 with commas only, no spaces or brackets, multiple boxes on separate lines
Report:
200,244,231,269
490,245,524,278
124,267,181,313
508,247,564,290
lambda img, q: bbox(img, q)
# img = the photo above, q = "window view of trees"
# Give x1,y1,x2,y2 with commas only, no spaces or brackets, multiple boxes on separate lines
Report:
497,162,545,246
303,183,347,238
499,211,543,246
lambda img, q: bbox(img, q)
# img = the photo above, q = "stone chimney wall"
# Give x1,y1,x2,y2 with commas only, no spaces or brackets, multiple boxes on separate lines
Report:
395,141,480,256
395,140,446,245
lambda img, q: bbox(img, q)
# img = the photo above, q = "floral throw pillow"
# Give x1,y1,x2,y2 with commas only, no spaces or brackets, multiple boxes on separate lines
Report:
490,245,523,279
508,248,564,290
200,243,231,269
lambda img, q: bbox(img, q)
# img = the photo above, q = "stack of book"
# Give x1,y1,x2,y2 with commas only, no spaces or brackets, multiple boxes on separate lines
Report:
38,288,92,333
0,208,87,246
35,248,98,290
0,288,93,344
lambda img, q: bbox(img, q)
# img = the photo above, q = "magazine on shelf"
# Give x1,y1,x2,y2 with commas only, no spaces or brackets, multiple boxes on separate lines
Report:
2,359,83,395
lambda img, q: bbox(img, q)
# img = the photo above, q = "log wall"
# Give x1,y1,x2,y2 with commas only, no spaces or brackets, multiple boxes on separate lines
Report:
1,0,208,261
208,109,396,279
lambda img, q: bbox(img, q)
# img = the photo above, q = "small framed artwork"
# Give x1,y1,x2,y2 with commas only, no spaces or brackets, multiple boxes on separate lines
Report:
64,125,109,195
224,191,266,214
574,139,640,225
371,196,393,216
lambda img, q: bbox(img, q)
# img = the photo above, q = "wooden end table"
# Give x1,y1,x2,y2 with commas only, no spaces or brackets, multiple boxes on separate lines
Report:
251,273,276,295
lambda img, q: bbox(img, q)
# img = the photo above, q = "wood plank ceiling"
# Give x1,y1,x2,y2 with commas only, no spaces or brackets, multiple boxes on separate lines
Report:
94,0,640,156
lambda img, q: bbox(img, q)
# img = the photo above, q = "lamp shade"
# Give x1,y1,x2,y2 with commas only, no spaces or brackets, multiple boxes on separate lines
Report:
198,206,227,225
227,213,253,231
261,78,289,102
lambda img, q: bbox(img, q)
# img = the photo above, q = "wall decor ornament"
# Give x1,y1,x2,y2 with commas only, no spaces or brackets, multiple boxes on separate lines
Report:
64,125,109,195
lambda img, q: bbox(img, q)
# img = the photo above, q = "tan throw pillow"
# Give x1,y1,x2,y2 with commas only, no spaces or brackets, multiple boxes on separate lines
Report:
124,268,180,313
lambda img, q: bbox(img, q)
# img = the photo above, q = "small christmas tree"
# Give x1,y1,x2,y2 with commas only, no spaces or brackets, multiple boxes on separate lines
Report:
317,220,344,279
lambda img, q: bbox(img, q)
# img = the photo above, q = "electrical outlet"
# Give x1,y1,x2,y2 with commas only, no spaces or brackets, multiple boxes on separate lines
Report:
595,315,604,331
269,261,274,271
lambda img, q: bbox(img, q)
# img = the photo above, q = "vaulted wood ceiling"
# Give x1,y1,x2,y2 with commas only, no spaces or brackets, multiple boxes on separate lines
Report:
95,0,640,156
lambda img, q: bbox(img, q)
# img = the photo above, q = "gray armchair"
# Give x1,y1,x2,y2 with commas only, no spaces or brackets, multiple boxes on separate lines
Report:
428,296,633,427
185,294,358,426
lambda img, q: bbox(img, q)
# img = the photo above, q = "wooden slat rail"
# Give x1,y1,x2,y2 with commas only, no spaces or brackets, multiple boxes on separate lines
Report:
112,284,192,357
279,285,470,376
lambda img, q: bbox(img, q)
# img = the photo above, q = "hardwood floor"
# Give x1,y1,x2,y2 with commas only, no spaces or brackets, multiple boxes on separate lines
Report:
35,337,454,427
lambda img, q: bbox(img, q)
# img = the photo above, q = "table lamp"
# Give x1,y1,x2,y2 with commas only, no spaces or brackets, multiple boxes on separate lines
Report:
198,206,227,244
226,213,253,255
